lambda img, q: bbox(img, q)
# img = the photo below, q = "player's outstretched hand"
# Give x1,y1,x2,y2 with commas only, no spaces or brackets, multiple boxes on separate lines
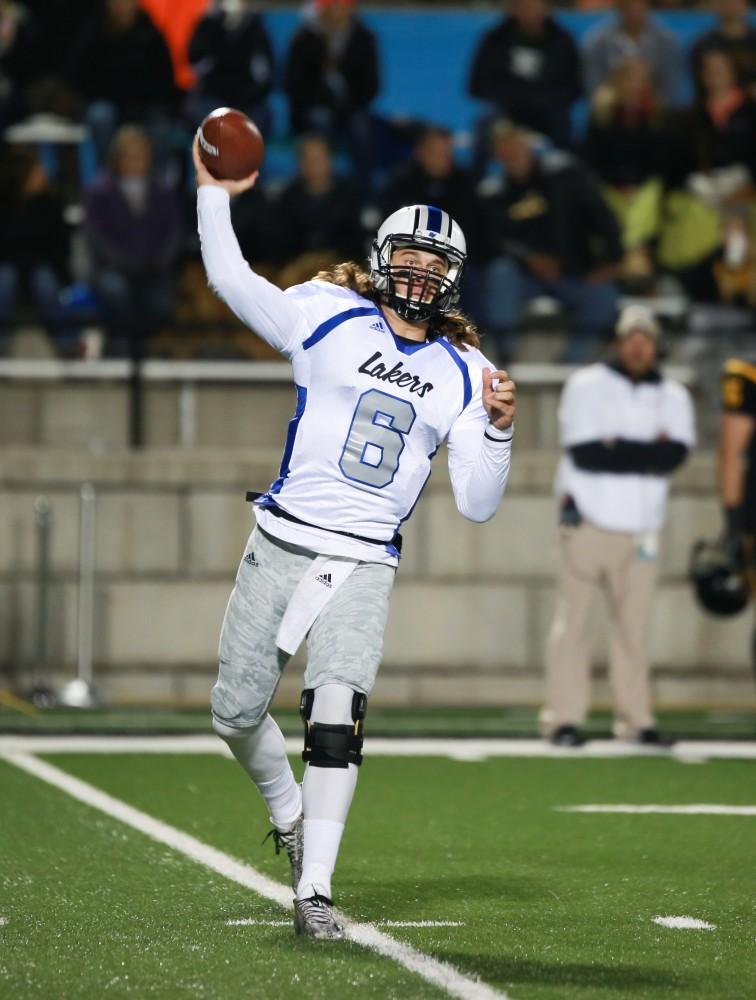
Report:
192,134,258,196
482,368,516,430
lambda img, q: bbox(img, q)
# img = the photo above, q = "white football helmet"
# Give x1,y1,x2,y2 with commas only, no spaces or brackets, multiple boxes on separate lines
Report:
369,204,467,323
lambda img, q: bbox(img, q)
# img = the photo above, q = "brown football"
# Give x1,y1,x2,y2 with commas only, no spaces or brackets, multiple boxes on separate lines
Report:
197,107,265,181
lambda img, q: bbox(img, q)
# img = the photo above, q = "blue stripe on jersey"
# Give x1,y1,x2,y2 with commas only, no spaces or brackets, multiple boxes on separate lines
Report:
383,444,440,559
302,306,381,351
378,308,433,355
425,205,443,234
401,445,439,525
390,333,432,355
269,384,308,494
436,338,472,410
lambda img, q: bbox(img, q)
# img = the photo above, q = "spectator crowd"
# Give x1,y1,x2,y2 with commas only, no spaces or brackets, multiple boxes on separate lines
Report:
1,0,756,360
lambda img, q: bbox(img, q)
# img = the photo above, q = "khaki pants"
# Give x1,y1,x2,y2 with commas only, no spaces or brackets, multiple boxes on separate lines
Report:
540,521,658,739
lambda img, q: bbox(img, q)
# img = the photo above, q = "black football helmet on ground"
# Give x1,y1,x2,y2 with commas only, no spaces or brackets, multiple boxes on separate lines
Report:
689,539,750,617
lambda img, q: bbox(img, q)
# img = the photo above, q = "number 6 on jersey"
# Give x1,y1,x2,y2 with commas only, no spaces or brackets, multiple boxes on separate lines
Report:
339,389,416,488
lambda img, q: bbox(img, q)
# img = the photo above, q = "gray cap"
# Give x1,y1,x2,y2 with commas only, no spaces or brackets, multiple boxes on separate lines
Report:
616,304,660,340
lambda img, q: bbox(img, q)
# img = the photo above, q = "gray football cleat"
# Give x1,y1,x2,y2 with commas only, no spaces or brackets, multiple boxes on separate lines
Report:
293,894,345,940
264,815,303,891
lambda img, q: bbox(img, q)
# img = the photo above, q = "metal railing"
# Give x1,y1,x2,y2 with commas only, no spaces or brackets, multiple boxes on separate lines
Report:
0,357,697,449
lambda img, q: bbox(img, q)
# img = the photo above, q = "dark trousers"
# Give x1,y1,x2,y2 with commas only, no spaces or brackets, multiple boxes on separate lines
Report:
483,256,619,362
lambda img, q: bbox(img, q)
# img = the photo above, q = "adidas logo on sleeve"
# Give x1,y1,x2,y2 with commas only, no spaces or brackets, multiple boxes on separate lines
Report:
316,572,333,588
243,552,259,567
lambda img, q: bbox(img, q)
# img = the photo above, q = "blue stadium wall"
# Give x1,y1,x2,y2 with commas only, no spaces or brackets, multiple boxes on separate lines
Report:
261,8,732,140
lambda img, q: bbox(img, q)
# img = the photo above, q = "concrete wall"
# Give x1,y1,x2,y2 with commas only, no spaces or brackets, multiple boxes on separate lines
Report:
0,378,573,451
1,444,752,710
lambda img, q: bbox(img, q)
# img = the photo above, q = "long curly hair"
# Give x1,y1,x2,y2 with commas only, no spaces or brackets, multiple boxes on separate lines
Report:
313,261,481,351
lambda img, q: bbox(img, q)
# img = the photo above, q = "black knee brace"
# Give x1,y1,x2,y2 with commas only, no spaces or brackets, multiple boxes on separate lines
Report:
299,688,367,768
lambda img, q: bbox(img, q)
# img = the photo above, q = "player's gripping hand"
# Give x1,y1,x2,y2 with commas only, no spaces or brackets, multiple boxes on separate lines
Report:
192,134,258,197
482,368,516,430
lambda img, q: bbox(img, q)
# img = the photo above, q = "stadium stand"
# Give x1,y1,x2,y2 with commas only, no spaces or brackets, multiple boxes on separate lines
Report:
0,3,753,369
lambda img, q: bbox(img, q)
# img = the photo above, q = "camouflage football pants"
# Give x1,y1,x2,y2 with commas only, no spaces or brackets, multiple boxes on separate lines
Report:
211,526,395,730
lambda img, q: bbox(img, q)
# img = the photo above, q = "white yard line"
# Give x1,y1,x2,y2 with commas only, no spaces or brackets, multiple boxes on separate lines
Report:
378,921,466,928
652,916,716,930
226,919,291,927
2,751,510,1000
225,919,466,928
559,804,756,817
1,734,755,762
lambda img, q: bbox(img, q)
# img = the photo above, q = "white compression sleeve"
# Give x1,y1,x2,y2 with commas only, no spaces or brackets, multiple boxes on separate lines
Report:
298,684,359,900
444,356,513,522
447,420,513,522
196,185,308,358
213,714,301,830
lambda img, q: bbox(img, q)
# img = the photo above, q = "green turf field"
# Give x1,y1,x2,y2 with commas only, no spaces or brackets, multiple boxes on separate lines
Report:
0,745,753,999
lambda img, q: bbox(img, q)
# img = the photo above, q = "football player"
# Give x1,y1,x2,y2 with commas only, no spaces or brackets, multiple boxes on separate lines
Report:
192,137,516,938
719,356,756,671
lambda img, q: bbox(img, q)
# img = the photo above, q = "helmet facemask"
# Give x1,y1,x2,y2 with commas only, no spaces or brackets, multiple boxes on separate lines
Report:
369,206,467,324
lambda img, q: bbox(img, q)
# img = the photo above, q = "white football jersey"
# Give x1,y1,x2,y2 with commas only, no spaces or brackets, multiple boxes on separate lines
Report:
198,186,513,565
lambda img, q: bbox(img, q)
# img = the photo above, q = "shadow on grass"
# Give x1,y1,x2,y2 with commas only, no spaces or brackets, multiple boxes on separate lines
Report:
239,921,694,996
338,874,557,926
439,951,690,994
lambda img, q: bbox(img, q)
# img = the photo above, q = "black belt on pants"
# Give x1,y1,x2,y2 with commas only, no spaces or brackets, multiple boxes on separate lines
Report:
245,492,403,554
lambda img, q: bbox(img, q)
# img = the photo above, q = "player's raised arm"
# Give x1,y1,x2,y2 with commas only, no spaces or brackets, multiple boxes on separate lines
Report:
446,365,515,522
193,135,308,359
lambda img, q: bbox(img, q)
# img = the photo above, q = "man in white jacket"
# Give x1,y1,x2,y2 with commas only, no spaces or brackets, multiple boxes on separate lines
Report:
540,305,695,747
193,138,516,937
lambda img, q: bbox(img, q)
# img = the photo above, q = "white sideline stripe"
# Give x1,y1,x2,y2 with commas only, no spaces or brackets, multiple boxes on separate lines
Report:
2,752,510,1000
559,804,756,816
652,916,716,930
379,921,466,928
227,919,291,927
226,919,466,929
2,734,755,762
